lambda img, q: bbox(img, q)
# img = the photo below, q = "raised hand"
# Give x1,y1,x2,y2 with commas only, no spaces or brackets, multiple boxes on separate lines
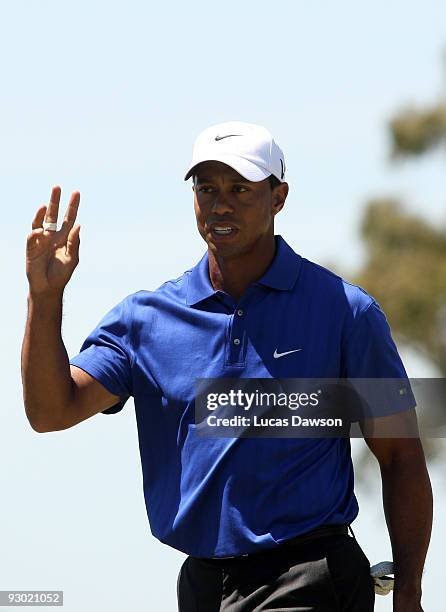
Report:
26,186,81,296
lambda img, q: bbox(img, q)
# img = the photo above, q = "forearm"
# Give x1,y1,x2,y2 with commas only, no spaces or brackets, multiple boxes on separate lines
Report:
21,291,74,431
380,443,433,599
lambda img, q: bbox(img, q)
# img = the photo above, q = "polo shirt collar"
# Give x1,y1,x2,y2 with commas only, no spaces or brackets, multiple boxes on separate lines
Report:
255,235,302,291
185,235,302,306
185,251,216,306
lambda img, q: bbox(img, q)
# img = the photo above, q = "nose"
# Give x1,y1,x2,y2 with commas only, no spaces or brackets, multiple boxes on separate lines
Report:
211,192,234,215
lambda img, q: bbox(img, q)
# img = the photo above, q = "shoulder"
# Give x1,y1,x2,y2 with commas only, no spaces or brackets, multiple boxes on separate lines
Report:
299,257,375,320
108,270,191,340
128,268,191,305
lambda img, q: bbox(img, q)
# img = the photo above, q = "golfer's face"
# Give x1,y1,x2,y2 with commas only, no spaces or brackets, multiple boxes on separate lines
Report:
193,161,276,258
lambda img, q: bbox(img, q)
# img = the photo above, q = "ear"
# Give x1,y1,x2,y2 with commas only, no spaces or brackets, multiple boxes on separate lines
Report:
272,182,289,216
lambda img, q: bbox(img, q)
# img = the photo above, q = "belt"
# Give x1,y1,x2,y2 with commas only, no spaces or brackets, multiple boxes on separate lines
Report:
206,524,350,562
282,523,349,548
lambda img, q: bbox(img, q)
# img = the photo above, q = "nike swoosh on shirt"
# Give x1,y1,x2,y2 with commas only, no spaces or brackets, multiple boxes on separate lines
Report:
273,348,303,359
215,134,243,141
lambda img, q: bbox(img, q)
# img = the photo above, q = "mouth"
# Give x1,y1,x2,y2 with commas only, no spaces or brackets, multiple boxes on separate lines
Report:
208,224,239,241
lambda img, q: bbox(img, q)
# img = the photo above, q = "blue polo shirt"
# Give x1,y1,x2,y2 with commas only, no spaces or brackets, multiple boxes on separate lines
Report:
69,235,415,557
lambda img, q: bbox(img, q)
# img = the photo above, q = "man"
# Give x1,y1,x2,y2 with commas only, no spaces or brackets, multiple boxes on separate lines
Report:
22,121,432,611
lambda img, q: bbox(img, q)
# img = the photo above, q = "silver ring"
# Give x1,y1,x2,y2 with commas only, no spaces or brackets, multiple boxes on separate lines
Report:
43,221,57,232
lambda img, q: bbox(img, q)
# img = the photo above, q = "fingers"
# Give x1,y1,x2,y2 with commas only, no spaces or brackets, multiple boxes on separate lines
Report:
33,186,80,238
60,190,80,235
43,185,62,231
32,205,47,230
66,223,81,261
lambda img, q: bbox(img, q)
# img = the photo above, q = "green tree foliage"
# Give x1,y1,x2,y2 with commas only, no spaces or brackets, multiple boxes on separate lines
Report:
355,199,446,375
352,66,446,471
389,104,446,157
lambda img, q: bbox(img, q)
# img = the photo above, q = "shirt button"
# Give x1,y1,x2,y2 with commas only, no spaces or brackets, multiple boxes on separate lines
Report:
237,309,244,316
233,338,240,345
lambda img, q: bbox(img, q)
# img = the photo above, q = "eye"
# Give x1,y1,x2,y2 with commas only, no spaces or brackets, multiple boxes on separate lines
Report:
196,185,249,194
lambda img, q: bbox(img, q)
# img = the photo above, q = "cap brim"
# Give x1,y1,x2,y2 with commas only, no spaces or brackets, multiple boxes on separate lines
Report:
184,154,270,182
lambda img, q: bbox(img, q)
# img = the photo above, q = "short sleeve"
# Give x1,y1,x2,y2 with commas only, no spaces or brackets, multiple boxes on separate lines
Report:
341,300,417,417
69,297,134,414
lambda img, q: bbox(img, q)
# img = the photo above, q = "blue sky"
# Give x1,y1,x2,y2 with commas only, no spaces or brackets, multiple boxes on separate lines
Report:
1,1,445,610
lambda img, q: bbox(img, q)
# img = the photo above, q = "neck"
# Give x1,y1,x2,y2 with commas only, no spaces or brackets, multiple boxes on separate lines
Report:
208,233,277,303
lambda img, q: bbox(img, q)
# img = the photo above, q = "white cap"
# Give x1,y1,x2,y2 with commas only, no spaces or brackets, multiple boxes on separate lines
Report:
184,121,286,183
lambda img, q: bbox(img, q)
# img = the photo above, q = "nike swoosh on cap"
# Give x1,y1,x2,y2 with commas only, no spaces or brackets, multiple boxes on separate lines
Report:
215,134,243,141
273,348,303,359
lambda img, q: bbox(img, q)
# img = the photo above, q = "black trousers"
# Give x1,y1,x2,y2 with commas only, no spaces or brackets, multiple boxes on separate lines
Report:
177,526,375,611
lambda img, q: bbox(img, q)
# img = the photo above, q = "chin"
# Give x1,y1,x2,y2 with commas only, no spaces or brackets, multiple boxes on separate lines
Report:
207,239,240,258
